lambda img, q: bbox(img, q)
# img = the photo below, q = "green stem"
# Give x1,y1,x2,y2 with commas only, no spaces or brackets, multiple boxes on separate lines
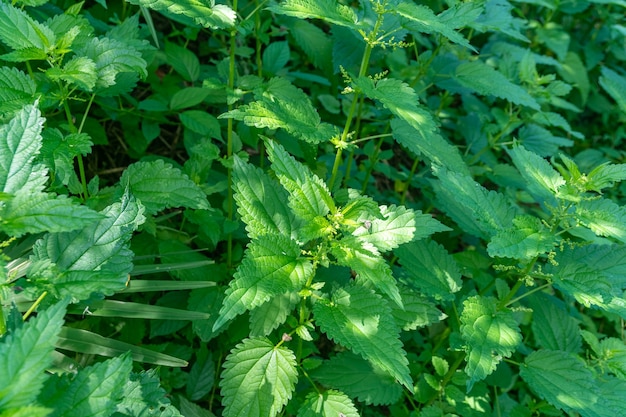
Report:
505,282,552,308
360,136,385,194
23,291,48,321
226,2,239,269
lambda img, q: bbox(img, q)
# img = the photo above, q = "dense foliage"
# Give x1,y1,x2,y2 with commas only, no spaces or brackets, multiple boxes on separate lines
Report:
2,0,626,416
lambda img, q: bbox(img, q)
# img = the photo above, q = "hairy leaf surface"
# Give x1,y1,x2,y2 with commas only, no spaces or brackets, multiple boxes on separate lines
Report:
125,0,236,29
575,198,626,243
116,369,184,417
221,337,297,417
0,67,36,114
249,292,300,337
487,215,556,259
527,293,582,353
0,2,54,52
267,0,360,29
313,283,412,390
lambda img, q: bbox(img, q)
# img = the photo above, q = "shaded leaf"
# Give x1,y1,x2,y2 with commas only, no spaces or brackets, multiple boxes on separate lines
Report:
126,0,236,29
267,0,360,29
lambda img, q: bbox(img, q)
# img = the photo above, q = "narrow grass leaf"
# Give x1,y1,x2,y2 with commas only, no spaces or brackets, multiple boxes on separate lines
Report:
67,300,210,320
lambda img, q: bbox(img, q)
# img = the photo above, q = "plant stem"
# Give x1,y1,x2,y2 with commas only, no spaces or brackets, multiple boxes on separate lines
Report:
23,291,48,320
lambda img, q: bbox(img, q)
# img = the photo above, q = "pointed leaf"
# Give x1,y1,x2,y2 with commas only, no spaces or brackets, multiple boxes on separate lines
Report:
0,67,36,114
576,198,626,243
297,390,359,417
527,293,581,353
487,215,556,259
396,239,462,301
520,350,599,414
455,60,539,109
117,369,183,417
45,56,98,91
390,287,446,331
126,0,236,29
587,162,626,192
220,337,298,417
508,144,565,202
121,159,209,215
29,191,146,302
249,292,300,337
267,0,360,29
0,2,54,52
313,283,413,390
460,295,522,390
214,235,312,331
0,300,68,409
599,66,626,114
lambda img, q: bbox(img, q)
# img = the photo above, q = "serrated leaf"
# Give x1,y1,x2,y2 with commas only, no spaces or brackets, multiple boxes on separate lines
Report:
0,192,103,237
29,191,145,302
593,338,626,378
309,352,402,406
575,199,626,243
396,239,462,301
599,67,626,114
249,292,300,337
121,159,209,215
455,60,539,109
263,41,290,75
352,204,449,252
0,2,54,52
520,350,599,413
214,235,312,331
584,376,626,417
267,0,360,29
126,0,236,29
221,78,337,143
0,300,67,409
187,347,215,401
221,337,297,417
232,156,297,240
0,67,36,114
433,167,515,239
517,123,573,157
331,236,403,306
0,103,45,194
487,215,556,259
527,293,581,353
286,19,333,75
40,353,132,417
460,295,522,390
165,42,200,82
117,369,183,417
390,287,446,331
508,144,565,202
45,56,97,91
391,118,470,175
297,390,359,417
587,162,626,192
313,283,413,390
470,0,529,42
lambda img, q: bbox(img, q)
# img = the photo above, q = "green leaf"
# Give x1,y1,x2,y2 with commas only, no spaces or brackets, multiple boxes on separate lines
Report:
117,369,184,417
180,110,221,138
169,87,211,110
313,283,413,391
263,41,290,75
267,0,361,29
508,144,565,202
520,350,599,414
0,67,36,114
599,67,626,114
165,42,200,82
592,337,626,378
0,103,45,194
527,293,582,353
390,287,446,331
460,295,522,390
214,235,312,331
487,215,556,259
121,159,209,215
29,191,146,302
0,2,54,52
469,0,529,42
232,155,298,240
454,60,539,109
249,292,300,337
220,337,298,417
586,376,626,417
126,0,236,29
220,78,338,144
309,352,402,406
587,162,626,192
40,353,132,417
187,347,215,401
286,19,333,75
0,300,67,409
576,199,626,243
45,56,98,91
391,118,470,176
68,299,210,320
396,239,462,301
297,390,359,417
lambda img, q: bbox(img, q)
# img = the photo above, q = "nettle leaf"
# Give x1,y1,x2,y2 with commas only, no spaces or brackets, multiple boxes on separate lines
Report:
286,19,333,75
390,287,446,331
213,235,312,331
0,67,36,114
0,2,54,53
313,283,413,390
221,78,337,144
249,292,300,337
45,56,98,91
221,337,297,417
309,351,402,406
0,103,45,194
117,369,183,417
460,295,522,390
396,239,462,301
527,293,582,353
587,162,626,192
29,191,146,302
454,61,539,109
599,66,626,114
520,350,599,414
121,159,209,215
587,376,626,417
392,2,475,50
575,198,626,243
331,236,403,307
469,0,528,42
232,156,297,240
593,337,626,378
267,0,361,29
297,390,359,417
0,300,67,409
508,144,565,202
40,353,132,417
391,118,470,176
352,204,449,253
487,214,556,259
433,167,516,239
126,0,236,29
